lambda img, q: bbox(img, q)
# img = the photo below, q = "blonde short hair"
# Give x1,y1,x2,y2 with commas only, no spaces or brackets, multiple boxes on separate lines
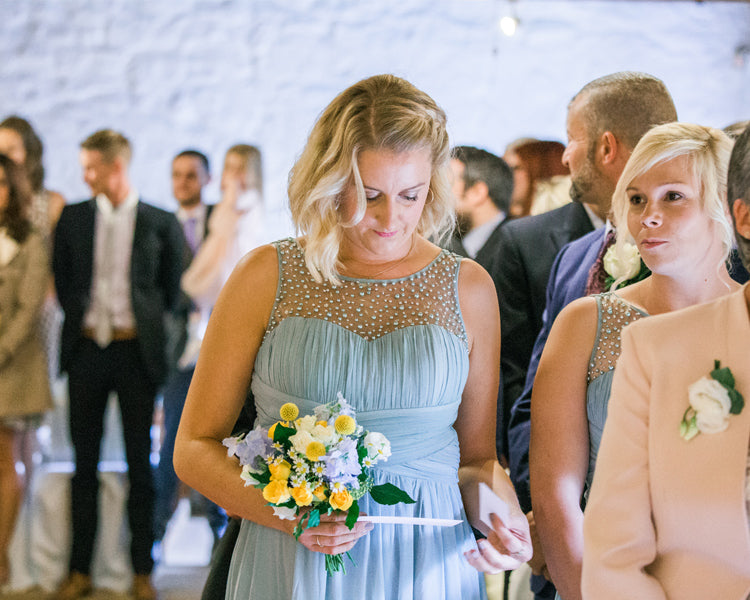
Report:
288,74,455,283
80,129,131,165
610,122,734,287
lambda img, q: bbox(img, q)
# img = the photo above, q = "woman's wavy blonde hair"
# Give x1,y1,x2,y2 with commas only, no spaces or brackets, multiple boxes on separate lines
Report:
288,74,455,283
609,122,734,288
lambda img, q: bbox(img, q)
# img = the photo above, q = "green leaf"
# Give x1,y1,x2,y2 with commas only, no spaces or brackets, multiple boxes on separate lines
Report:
345,501,359,530
254,470,271,485
370,483,416,505
273,423,296,444
729,388,745,415
307,508,320,529
357,445,367,460
710,365,735,390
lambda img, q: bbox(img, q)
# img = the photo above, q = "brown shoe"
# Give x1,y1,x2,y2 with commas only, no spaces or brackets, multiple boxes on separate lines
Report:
55,572,92,600
132,574,158,600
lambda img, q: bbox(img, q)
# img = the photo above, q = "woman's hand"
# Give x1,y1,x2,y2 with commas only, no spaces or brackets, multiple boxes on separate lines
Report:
296,512,374,556
464,512,533,573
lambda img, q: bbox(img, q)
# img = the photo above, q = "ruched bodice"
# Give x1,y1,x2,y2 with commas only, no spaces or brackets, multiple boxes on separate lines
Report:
227,239,485,600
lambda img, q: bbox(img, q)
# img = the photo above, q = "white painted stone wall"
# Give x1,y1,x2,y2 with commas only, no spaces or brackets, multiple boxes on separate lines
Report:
1,0,749,234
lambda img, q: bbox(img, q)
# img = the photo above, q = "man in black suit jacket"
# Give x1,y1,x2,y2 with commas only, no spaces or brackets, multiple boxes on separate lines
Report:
483,201,597,464
153,149,227,552
53,130,183,600
446,146,513,269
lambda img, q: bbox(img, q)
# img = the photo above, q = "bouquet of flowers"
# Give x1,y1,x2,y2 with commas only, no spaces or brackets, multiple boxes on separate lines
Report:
223,392,415,575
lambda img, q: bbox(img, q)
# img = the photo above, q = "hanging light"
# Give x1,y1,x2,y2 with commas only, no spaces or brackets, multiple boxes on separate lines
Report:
499,0,520,37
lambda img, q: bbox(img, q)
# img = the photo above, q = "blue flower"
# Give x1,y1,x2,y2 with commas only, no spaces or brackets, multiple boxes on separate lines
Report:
235,426,274,469
322,437,361,485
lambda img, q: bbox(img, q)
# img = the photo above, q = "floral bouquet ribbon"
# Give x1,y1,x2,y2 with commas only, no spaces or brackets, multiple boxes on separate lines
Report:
223,392,415,575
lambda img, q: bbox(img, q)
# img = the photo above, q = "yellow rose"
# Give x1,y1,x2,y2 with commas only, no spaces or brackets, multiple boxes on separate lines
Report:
312,484,328,501
262,480,291,504
329,489,353,511
291,485,314,507
334,414,356,436
280,403,299,421
268,422,279,439
268,460,291,481
305,441,326,462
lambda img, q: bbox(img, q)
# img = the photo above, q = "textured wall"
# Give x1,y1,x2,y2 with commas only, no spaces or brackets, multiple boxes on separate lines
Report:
1,0,748,233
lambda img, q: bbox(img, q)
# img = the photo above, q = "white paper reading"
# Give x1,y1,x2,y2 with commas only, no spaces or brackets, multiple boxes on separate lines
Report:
477,482,512,536
358,516,462,527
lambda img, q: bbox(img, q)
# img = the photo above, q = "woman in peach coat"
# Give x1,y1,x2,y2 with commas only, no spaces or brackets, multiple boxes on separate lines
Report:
582,126,750,599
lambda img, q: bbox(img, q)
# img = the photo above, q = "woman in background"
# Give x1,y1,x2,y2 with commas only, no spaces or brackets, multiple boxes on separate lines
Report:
580,126,750,600
529,123,737,600
503,139,569,217
0,154,53,585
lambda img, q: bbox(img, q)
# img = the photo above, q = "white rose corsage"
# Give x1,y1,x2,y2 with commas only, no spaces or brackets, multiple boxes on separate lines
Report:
680,360,745,441
603,241,650,289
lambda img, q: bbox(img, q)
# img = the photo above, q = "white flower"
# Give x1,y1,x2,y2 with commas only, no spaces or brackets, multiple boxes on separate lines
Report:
295,415,317,433
603,242,641,281
311,422,337,445
272,506,297,520
240,464,261,486
364,432,392,461
289,430,315,456
688,376,732,434
222,434,244,457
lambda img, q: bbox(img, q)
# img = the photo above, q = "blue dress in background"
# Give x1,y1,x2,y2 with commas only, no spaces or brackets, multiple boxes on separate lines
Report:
226,238,486,600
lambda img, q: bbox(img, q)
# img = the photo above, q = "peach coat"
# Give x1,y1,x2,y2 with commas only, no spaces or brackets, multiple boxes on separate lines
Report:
582,285,750,600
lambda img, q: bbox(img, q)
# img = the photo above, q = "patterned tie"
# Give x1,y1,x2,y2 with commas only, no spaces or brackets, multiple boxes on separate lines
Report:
183,217,199,254
584,229,617,296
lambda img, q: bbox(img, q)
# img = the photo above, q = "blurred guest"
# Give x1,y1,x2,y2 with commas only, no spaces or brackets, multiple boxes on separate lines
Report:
52,130,183,600
502,72,678,600
153,149,227,555
0,116,65,245
504,139,570,217
447,146,513,268
531,123,736,600
0,154,53,586
582,124,750,599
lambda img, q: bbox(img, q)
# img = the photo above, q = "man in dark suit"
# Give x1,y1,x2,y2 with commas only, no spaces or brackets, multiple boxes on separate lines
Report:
447,146,513,269
53,130,183,600
502,72,678,599
153,149,227,554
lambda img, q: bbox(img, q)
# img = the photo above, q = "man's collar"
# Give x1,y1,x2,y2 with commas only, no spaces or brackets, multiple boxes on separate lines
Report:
96,188,139,216
177,202,206,222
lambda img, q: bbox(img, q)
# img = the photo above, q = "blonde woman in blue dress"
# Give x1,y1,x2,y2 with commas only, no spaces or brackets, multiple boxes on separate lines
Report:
175,74,531,599
529,123,739,600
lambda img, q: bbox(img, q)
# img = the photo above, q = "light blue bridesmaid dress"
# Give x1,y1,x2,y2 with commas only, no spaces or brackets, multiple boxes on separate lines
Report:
226,239,486,600
554,291,647,600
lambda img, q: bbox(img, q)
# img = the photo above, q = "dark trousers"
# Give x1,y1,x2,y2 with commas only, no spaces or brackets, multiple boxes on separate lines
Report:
154,367,226,541
67,338,156,576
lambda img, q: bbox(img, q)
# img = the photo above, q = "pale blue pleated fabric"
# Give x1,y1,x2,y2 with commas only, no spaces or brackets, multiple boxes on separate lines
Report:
225,240,486,600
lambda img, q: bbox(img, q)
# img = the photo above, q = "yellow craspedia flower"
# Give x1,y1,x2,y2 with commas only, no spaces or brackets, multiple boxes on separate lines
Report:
268,460,291,481
291,485,314,507
329,489,353,511
280,403,299,421
334,414,356,436
262,480,291,504
305,441,326,462
312,484,328,501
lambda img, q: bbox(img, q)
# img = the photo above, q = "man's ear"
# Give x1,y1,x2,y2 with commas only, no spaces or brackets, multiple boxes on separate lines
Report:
733,198,750,238
466,180,490,205
597,131,619,166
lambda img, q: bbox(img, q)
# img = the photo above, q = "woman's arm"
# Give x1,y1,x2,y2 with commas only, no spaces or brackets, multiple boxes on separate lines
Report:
530,297,598,600
454,259,532,572
173,244,370,555
581,327,665,599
